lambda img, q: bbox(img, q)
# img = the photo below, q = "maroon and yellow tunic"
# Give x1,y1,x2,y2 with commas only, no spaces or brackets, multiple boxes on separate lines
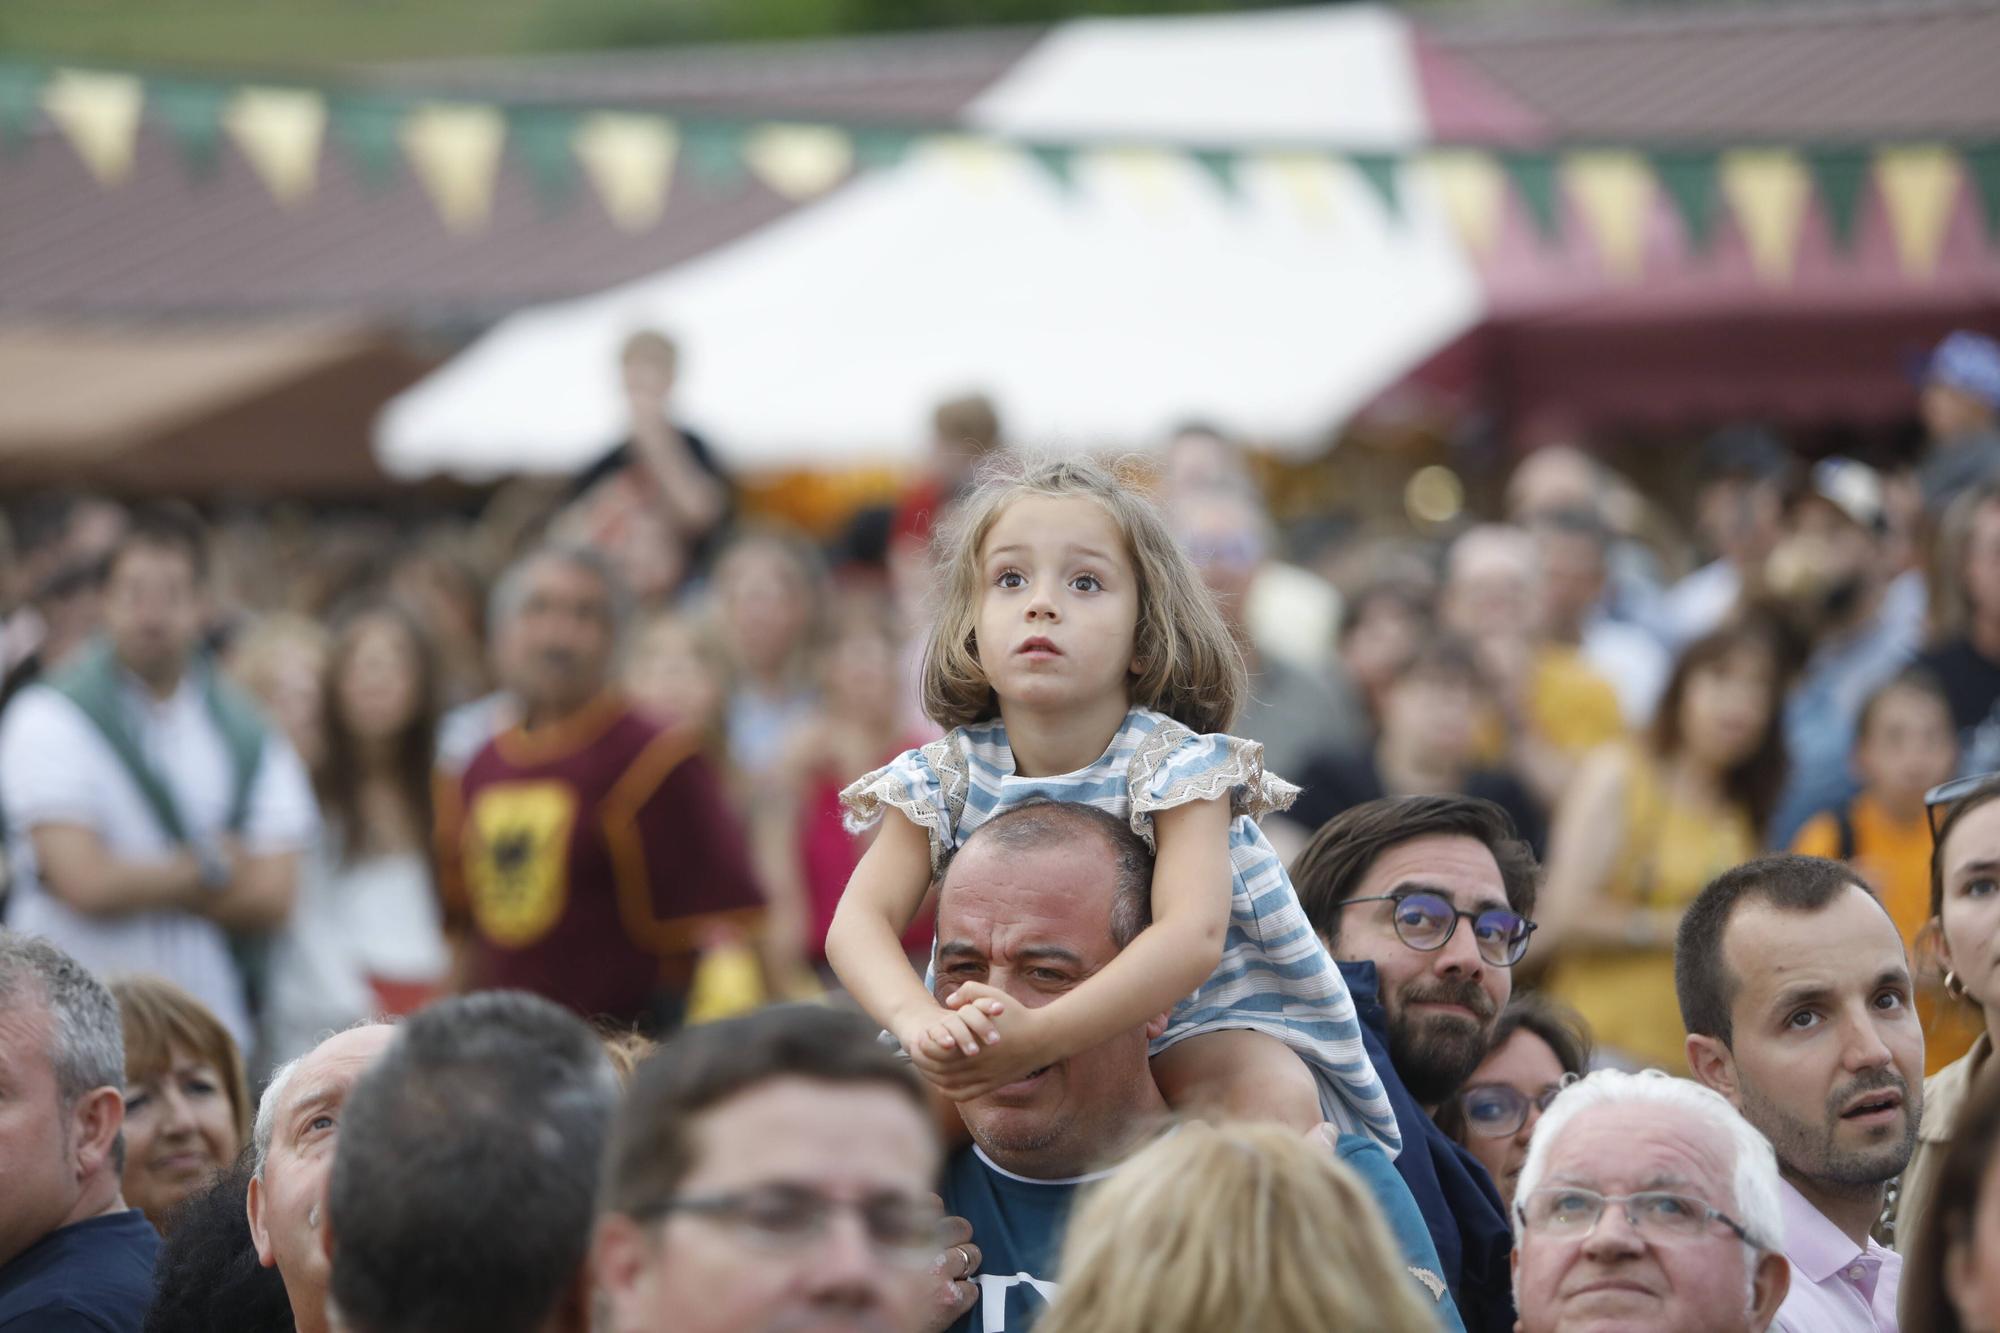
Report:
437,694,763,1027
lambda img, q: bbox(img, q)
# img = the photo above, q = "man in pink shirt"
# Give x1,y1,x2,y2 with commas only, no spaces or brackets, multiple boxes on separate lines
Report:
1678,855,1924,1332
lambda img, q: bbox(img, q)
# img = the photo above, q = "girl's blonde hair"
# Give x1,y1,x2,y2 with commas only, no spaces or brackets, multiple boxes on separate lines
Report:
919,454,1245,735
1038,1121,1443,1333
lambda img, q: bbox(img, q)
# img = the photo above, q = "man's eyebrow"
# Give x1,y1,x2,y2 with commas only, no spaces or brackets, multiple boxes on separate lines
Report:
934,941,983,960
1768,982,1834,1014
286,1085,343,1124
1385,880,1508,913
1014,945,1086,967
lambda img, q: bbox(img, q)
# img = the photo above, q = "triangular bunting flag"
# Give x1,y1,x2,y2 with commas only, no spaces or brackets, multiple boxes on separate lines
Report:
401,102,506,233
1564,150,1654,281
149,79,230,176
1026,142,1075,191
1721,149,1812,284
574,112,678,232
1877,144,1962,281
1805,146,1871,253
223,86,325,207
0,63,42,153
926,136,1015,197
1501,151,1562,245
1261,151,1341,228
853,128,913,173
1423,150,1507,258
743,123,852,201
1966,143,2000,245
1188,147,1239,201
329,99,404,189
681,120,746,189
1094,146,1185,216
41,68,142,185
1653,148,1721,255
510,109,578,208
1349,151,1402,220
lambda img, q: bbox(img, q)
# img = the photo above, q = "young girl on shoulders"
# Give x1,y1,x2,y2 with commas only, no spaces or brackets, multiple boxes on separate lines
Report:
828,456,1398,1150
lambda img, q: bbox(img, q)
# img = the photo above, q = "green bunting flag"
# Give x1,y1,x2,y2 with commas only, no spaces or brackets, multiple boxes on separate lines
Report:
149,79,230,175
1350,151,1401,220
853,128,913,173
328,98,405,190
1027,142,1075,191
0,62,42,154
1965,143,2000,244
1187,147,1238,200
1502,150,1561,245
511,108,579,208
681,119,746,189
1652,148,1721,255
1806,145,1871,252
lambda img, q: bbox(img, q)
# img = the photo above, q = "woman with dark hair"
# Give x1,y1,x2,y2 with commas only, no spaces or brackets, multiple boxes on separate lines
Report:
1535,616,1792,1069
1435,994,1592,1209
1895,776,2000,1260
263,601,448,1063
1902,1063,2000,1332
143,1153,294,1333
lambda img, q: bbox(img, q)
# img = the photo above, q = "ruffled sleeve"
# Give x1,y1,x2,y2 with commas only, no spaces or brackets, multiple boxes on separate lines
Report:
1125,722,1299,851
839,738,963,873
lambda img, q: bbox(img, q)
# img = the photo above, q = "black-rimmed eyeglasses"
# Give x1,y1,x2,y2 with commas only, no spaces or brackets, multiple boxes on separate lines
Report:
1338,891,1537,967
1926,773,2000,841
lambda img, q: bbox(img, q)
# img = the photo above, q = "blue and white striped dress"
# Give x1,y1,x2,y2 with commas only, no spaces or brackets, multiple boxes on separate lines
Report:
841,705,1401,1157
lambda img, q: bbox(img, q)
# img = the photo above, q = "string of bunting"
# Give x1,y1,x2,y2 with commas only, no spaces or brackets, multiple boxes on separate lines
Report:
2,58,1996,283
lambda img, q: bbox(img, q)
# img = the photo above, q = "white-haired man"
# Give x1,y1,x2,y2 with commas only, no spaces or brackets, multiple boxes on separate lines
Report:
247,1023,396,1333
1512,1069,1790,1333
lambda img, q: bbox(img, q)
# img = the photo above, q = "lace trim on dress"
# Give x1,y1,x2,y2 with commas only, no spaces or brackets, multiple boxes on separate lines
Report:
1124,722,1300,850
836,736,969,874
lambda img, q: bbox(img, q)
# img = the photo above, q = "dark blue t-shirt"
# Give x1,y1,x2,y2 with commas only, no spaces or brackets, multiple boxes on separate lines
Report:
940,1145,1099,1333
0,1208,160,1332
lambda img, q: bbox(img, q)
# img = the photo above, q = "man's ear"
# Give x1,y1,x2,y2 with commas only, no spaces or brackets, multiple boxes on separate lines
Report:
1684,1033,1742,1108
247,1172,277,1268
70,1086,123,1183
592,1214,650,1316
1748,1251,1790,1331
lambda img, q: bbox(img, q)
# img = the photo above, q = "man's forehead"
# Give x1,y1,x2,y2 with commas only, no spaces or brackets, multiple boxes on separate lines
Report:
1354,835,1507,905
1548,1104,1732,1196
1721,890,1904,1006
283,1025,395,1113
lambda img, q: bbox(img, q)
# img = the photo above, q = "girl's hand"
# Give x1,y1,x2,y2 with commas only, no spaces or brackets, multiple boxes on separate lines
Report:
921,989,1061,1102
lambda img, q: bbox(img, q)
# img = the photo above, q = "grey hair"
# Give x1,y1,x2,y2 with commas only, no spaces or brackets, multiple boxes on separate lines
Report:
0,931,124,1111
944,799,1154,949
1514,1069,1785,1255
486,542,633,648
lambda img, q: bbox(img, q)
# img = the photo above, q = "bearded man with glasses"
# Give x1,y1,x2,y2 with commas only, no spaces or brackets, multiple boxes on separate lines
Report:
1512,1068,1791,1332
1294,793,1542,1333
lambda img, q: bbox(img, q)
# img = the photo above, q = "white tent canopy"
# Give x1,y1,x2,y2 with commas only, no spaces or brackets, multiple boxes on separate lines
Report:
376,6,1480,480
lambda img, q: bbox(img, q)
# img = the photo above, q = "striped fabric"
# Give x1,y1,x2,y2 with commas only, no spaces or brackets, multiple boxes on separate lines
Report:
843,706,1401,1157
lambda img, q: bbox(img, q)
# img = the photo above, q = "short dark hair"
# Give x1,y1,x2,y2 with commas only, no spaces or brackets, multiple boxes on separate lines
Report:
1434,993,1593,1141
327,992,617,1333
1394,632,1484,694
940,800,1154,950
1674,855,1878,1047
602,1004,924,1220
1854,666,1952,749
144,1151,292,1333
107,502,207,585
1292,795,1540,948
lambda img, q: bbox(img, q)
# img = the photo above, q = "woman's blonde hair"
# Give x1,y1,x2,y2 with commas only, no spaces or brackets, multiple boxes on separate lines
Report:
919,454,1245,735
110,974,254,1150
1038,1121,1442,1333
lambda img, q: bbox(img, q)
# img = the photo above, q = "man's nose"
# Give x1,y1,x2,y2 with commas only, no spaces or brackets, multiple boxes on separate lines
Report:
1579,1205,1646,1259
1432,921,1485,978
1840,1005,1897,1074
804,1211,892,1307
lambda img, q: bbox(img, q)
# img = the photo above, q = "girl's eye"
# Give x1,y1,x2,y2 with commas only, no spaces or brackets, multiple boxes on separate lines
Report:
1069,574,1102,593
995,570,1026,590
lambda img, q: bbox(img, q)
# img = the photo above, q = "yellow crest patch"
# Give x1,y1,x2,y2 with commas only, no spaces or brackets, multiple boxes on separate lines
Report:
464,781,578,948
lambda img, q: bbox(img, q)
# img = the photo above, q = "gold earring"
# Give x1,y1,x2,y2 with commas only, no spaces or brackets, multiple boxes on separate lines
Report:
1945,969,1968,1001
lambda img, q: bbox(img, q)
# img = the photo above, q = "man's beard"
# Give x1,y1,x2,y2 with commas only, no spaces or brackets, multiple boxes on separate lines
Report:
1387,978,1497,1108
1739,1066,1918,1192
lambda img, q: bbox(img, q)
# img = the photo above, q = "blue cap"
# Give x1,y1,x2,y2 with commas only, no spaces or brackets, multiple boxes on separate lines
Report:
1926,331,2000,408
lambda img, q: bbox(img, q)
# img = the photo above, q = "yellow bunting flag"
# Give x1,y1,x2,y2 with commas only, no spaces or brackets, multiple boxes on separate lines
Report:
743,123,853,201
1877,145,1961,282
924,135,1017,196
1721,149,1812,284
41,69,143,186
223,87,325,207
1564,150,1654,281
574,112,678,233
1260,151,1342,228
1422,149,1507,258
401,102,506,233
1091,146,1187,215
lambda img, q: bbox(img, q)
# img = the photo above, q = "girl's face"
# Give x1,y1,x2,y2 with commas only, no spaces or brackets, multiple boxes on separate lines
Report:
1456,1029,1567,1210
626,620,724,732
338,617,423,745
123,1046,239,1229
1678,645,1775,772
1948,1143,2000,1333
1939,799,2000,1014
974,496,1140,720
721,546,814,675
1855,688,1957,809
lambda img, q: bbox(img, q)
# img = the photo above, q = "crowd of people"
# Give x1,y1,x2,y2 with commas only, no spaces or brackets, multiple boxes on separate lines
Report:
4,326,2000,1332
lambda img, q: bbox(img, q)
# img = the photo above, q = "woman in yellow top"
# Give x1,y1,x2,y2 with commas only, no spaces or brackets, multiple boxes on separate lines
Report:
1538,619,1790,1070
1791,670,1983,1073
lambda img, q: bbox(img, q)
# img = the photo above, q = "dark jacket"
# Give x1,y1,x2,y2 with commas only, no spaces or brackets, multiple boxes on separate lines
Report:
1341,959,1517,1333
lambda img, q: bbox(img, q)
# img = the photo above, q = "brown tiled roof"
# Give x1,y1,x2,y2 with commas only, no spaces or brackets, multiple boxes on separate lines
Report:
1426,0,2000,142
